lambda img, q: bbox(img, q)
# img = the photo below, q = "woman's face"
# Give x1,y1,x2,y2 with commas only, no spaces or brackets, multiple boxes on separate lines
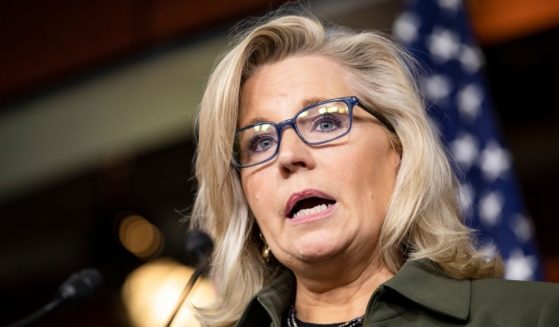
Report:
239,55,400,269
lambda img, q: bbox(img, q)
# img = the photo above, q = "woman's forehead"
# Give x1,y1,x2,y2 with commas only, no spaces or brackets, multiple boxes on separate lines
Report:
238,56,353,126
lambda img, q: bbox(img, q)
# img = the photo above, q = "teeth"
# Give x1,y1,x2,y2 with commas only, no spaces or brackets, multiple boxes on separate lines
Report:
293,203,332,218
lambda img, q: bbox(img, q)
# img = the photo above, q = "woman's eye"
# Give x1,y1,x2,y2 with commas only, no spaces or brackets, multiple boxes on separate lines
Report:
313,115,342,132
248,135,276,153
319,121,335,131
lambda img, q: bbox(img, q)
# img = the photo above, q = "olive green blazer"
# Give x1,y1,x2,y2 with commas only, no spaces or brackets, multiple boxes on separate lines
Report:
235,259,559,326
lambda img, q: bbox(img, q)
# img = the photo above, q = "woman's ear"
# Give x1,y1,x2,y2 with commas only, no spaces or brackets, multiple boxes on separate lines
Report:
388,134,402,171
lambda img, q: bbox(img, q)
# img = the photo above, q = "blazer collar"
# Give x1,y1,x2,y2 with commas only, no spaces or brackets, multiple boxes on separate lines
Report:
234,269,294,327
383,258,471,321
238,259,471,326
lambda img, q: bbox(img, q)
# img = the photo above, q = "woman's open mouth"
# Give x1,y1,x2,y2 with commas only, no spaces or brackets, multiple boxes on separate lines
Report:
288,197,336,218
285,190,337,220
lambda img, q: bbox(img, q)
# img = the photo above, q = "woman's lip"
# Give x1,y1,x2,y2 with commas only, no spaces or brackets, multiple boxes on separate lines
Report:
284,189,336,217
287,202,337,224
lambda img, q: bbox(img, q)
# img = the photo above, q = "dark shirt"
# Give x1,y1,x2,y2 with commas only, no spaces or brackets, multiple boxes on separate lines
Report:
234,259,559,326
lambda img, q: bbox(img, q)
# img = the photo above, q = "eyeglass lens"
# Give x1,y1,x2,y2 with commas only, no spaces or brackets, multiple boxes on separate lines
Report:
234,100,352,167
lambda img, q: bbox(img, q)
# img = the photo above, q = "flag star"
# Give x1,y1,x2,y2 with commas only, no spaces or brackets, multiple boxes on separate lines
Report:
505,249,536,280
451,133,479,169
479,191,504,226
393,12,420,44
458,183,474,216
457,84,483,122
459,45,484,73
422,74,452,103
511,214,534,243
437,0,462,11
479,141,511,181
427,27,461,62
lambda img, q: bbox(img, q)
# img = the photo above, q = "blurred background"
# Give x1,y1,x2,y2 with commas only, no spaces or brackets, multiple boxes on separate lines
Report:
1,0,558,325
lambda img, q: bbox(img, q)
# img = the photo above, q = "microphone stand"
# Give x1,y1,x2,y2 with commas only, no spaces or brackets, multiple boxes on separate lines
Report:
164,262,206,327
6,297,64,327
164,230,213,327
5,268,102,327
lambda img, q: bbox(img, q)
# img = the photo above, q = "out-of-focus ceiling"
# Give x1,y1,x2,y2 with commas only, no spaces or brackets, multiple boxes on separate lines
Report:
0,0,403,204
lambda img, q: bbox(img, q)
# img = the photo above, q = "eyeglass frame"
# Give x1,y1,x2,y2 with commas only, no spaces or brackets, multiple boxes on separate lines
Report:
232,96,396,168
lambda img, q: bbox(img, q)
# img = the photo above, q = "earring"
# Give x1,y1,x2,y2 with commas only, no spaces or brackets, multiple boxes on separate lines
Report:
259,233,271,263
262,244,271,262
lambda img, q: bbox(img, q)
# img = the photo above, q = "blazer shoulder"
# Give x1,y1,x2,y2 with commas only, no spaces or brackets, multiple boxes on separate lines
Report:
471,278,559,298
469,278,559,326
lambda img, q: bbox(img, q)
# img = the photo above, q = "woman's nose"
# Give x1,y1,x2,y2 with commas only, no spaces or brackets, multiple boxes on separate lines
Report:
276,129,316,173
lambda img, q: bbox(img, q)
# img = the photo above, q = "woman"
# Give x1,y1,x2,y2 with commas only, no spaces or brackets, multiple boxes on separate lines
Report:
190,11,559,327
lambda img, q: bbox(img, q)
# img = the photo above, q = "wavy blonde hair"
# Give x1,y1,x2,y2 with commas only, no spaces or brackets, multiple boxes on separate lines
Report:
190,12,503,327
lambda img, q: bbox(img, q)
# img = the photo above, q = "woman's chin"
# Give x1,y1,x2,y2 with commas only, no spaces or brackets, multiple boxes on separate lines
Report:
286,239,346,265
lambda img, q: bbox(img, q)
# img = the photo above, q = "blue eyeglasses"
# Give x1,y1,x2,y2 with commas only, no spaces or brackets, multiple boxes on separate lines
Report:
232,96,395,168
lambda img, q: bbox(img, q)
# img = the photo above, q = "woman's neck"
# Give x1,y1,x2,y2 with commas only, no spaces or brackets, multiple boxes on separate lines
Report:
291,254,394,324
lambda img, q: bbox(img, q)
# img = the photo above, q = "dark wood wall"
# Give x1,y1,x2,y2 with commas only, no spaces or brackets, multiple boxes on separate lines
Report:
0,0,283,105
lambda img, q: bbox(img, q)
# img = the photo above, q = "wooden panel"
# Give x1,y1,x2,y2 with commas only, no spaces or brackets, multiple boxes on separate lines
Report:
0,0,284,105
148,0,271,40
545,256,559,282
0,0,139,102
468,0,559,44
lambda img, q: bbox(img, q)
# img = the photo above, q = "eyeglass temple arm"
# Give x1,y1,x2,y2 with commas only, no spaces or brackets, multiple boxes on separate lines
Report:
357,102,396,133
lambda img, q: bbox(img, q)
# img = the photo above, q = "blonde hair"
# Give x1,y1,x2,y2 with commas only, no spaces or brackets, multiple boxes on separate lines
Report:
190,12,502,327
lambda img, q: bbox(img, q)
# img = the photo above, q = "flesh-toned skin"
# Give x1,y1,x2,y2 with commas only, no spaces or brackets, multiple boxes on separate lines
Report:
239,55,401,323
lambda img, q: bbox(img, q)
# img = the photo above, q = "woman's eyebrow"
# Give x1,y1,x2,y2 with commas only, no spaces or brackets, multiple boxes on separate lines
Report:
241,96,330,127
243,117,270,126
301,96,329,108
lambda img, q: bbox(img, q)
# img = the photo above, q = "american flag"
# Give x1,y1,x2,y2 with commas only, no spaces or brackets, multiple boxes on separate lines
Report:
393,0,542,280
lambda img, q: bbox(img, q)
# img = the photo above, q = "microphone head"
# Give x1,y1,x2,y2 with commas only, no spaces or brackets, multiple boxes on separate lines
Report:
184,230,213,269
57,268,103,306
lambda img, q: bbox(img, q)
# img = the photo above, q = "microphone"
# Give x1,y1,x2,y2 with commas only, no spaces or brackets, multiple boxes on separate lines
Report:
7,268,103,327
164,230,213,327
184,229,214,270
